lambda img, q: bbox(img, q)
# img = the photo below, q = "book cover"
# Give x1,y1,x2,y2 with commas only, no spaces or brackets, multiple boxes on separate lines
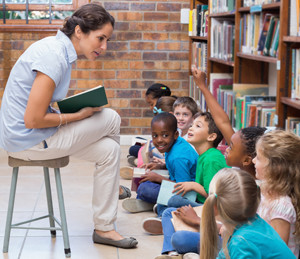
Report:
209,73,233,99
156,180,197,206
257,13,272,53
263,16,277,56
269,20,280,57
131,168,169,192
57,85,108,113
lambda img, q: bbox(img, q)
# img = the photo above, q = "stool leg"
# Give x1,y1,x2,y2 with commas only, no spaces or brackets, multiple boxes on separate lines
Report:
43,167,56,237
3,167,19,253
54,168,71,258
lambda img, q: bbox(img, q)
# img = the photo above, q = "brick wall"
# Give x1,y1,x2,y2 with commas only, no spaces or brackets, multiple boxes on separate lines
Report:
0,0,190,135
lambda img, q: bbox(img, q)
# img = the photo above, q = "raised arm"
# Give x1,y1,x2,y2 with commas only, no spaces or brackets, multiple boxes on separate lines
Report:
24,71,102,129
191,66,234,144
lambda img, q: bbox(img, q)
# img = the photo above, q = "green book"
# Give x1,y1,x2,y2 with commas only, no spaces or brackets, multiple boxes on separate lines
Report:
57,85,108,113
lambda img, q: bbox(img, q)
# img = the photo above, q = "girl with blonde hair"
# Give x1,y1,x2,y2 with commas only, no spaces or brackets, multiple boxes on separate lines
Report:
253,130,300,257
200,168,294,259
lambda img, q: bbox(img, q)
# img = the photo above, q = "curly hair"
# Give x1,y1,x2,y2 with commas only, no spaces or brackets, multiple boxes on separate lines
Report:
257,130,300,242
240,126,266,158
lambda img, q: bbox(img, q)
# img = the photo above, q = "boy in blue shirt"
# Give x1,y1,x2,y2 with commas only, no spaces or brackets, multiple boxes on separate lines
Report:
122,112,198,214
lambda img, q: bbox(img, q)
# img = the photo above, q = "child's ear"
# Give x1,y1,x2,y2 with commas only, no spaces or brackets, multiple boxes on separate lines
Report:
169,111,174,115
174,130,179,139
242,155,253,167
207,132,217,143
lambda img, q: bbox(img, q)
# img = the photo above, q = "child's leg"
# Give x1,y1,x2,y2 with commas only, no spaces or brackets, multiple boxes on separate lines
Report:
167,195,202,208
129,144,141,157
171,231,200,254
161,207,177,254
136,181,160,204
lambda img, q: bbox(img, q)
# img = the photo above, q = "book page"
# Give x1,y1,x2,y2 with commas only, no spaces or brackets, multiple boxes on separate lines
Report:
171,206,202,232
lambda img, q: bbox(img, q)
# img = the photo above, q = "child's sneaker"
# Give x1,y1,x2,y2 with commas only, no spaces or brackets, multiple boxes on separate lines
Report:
122,198,154,213
155,252,182,258
183,253,199,259
142,217,163,235
120,166,134,180
127,155,137,167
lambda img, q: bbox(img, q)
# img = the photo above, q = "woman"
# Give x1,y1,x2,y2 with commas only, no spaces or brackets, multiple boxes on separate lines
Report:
0,3,137,249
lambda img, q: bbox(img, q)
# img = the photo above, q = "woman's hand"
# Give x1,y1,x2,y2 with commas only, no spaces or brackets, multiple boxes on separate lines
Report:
173,182,195,196
77,106,102,120
174,205,201,228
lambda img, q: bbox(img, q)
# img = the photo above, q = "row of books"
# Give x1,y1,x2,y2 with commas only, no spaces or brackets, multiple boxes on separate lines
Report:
209,0,235,14
191,42,207,74
240,13,280,57
211,19,235,62
242,0,279,7
194,73,277,129
290,0,300,36
189,75,207,112
189,5,208,37
291,49,300,99
286,116,300,136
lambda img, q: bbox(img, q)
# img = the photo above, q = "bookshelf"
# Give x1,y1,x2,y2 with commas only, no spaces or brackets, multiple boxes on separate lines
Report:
189,0,300,129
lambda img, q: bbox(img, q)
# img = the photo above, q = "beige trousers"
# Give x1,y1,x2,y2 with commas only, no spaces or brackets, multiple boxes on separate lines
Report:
8,108,121,231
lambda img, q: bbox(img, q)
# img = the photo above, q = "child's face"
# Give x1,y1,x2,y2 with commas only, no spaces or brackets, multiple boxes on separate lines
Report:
173,105,194,132
145,95,157,111
187,116,210,146
151,121,178,153
225,132,246,168
252,145,268,180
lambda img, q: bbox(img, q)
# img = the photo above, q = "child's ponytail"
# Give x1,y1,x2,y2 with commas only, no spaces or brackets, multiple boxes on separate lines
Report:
200,194,219,259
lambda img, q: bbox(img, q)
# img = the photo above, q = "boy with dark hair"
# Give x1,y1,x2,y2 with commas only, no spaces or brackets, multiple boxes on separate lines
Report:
143,111,229,235
122,112,198,215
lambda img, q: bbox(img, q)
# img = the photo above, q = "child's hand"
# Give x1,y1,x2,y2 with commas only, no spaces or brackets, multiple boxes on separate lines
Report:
142,162,165,171
173,182,195,196
140,171,162,183
174,205,200,227
191,66,206,88
152,157,166,165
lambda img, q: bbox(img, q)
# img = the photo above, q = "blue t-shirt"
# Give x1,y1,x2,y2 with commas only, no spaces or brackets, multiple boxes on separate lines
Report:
217,215,296,259
0,30,77,152
165,136,198,182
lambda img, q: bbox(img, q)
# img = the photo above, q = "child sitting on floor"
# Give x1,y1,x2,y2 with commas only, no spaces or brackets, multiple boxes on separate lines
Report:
172,97,199,140
201,168,295,259
143,112,228,235
122,112,198,215
253,130,300,258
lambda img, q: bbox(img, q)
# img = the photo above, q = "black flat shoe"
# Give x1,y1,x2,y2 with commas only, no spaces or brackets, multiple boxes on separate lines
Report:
92,230,138,249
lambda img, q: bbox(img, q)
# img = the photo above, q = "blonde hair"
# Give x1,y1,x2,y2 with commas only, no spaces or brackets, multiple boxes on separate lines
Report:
155,96,177,113
200,168,260,259
256,129,300,241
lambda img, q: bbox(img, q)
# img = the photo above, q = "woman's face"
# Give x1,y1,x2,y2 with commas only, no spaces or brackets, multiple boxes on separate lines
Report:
76,23,113,61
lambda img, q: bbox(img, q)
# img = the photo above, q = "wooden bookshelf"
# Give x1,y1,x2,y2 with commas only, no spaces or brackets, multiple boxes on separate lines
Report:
189,0,296,128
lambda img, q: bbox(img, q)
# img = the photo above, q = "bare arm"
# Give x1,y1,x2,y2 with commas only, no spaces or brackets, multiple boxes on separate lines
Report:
270,218,290,245
191,66,234,144
24,72,102,129
173,182,208,198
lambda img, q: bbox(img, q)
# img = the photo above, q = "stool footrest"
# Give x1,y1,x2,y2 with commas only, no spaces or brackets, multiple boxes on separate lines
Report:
11,214,62,230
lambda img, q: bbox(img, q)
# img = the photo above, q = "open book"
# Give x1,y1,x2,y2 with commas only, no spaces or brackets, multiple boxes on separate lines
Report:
156,180,197,206
57,85,108,113
131,168,169,191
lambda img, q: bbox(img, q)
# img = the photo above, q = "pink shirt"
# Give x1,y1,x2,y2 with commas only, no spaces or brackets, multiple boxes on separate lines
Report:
257,194,299,257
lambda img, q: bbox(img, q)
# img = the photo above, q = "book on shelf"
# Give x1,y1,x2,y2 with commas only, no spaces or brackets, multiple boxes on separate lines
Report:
285,117,300,136
131,168,169,192
290,0,300,36
156,180,197,206
269,20,280,58
210,73,233,99
57,85,108,113
263,16,278,56
257,13,272,55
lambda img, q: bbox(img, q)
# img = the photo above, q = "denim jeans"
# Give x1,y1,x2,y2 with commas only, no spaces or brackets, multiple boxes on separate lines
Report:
161,207,222,254
167,194,202,208
161,207,200,254
136,181,160,204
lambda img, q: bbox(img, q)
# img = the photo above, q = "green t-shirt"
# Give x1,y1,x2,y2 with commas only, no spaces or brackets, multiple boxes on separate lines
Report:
195,147,229,203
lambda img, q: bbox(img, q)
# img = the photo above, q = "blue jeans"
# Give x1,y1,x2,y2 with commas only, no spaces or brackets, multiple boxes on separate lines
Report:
161,207,222,254
137,181,160,204
161,207,200,254
167,194,202,208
